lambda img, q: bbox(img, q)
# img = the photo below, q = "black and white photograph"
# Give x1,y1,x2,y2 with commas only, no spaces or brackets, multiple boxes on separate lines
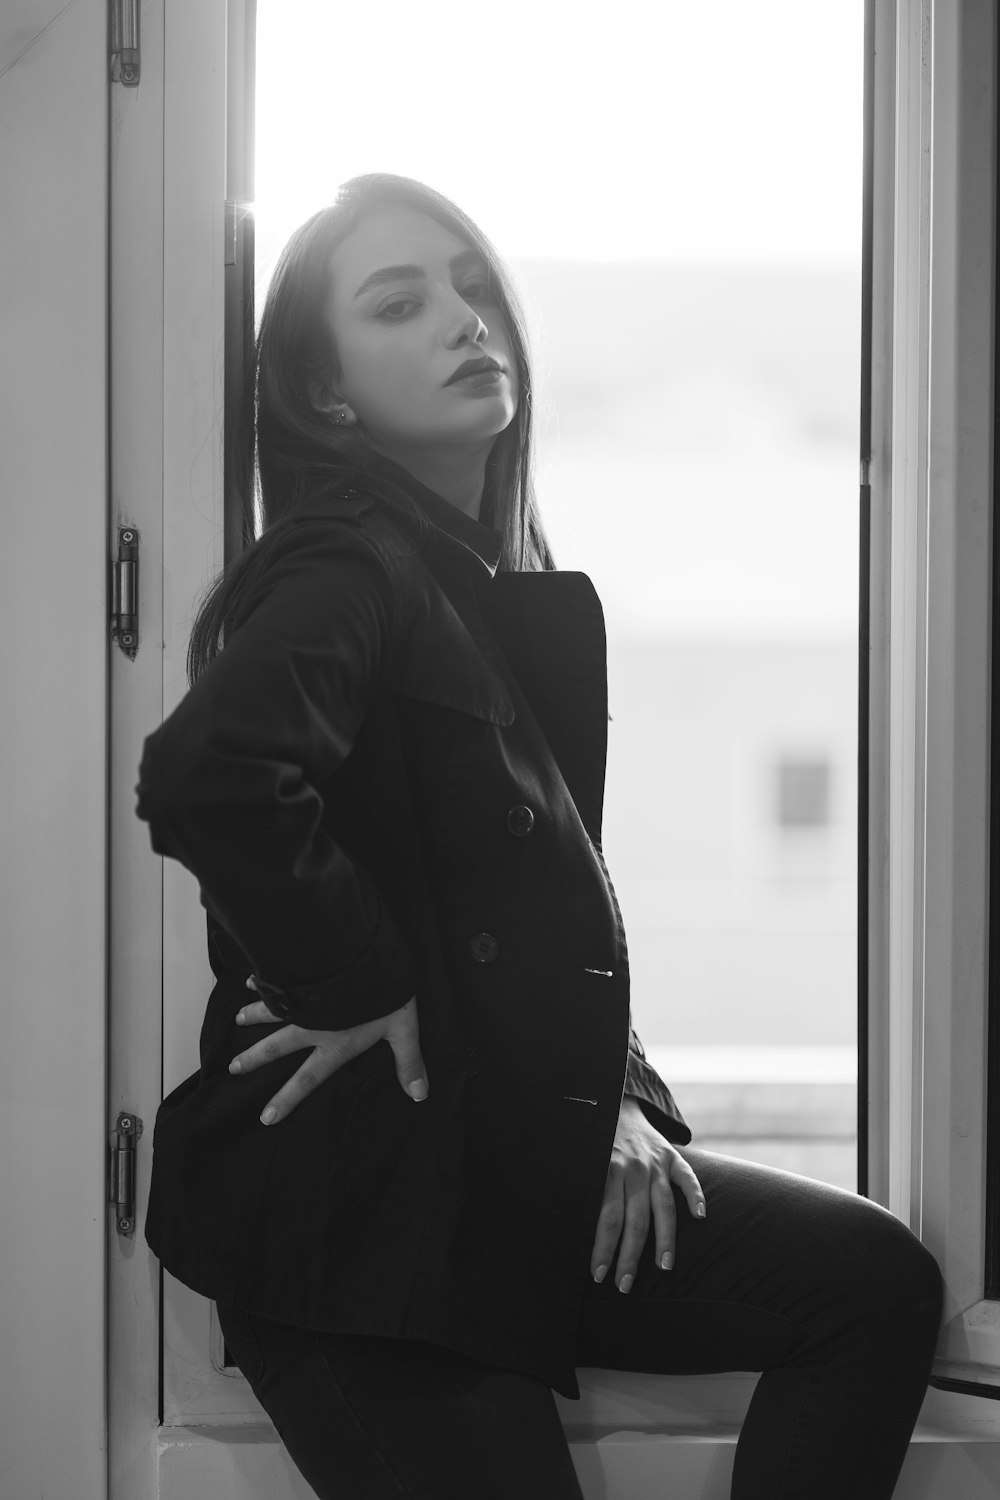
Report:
3,2,1000,1496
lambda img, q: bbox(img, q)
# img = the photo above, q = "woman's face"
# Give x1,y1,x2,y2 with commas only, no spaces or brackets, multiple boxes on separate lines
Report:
320,207,519,459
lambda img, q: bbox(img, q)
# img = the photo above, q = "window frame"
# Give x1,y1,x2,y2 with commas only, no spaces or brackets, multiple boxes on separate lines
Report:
864,0,999,1393
107,8,1000,1489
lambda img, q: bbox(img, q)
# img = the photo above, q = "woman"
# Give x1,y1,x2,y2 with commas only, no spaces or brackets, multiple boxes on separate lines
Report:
138,173,942,1499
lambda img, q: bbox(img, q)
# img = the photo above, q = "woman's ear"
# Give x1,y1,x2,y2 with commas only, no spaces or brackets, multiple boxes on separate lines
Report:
308,379,358,427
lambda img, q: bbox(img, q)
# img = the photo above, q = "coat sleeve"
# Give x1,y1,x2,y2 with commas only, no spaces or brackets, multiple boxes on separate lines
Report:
624,1016,692,1145
135,516,417,1031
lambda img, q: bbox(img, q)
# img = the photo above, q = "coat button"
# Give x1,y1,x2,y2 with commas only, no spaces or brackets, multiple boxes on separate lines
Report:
470,933,500,964
506,804,535,837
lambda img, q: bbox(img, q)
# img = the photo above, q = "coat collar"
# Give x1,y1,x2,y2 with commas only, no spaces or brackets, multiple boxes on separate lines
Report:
307,459,609,832
369,461,609,835
365,453,502,578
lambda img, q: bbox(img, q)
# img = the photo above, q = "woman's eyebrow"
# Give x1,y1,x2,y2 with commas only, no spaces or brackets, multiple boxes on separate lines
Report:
352,249,485,301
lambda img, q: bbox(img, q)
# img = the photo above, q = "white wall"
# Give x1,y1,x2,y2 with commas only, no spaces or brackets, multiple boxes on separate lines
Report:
0,3,108,1496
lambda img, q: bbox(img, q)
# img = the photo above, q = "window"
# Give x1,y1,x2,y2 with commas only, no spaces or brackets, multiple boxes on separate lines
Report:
252,0,863,1194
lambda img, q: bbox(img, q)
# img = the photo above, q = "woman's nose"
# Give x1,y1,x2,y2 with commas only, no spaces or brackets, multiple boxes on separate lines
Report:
443,293,488,348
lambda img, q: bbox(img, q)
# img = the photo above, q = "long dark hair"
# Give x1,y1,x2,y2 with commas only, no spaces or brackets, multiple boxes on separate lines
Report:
188,172,553,681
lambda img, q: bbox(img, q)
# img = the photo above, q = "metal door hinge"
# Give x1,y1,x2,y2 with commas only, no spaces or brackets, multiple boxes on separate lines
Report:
110,1111,143,1237
112,525,139,660
110,0,140,86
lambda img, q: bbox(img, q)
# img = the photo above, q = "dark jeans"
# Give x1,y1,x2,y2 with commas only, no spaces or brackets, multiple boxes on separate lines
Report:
217,1149,942,1499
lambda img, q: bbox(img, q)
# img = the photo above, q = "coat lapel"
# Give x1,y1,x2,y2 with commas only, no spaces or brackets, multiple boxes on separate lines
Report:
386,559,515,727
479,571,610,843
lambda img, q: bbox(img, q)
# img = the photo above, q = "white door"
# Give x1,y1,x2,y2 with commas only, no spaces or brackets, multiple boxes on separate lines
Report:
107,2,306,1494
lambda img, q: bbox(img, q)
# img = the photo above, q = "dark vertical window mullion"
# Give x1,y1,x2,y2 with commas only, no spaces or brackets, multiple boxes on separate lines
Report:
857,0,876,1200
224,0,258,571
223,209,256,565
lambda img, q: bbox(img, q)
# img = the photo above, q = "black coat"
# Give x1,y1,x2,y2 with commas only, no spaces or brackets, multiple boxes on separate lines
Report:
138,462,690,1399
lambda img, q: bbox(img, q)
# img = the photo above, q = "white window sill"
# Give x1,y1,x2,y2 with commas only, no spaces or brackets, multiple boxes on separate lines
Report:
156,1370,1000,1500
936,1301,1000,1390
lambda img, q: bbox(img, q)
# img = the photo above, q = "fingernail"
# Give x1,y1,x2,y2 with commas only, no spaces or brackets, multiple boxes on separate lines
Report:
260,1106,276,1125
660,1251,673,1270
593,1264,607,1284
696,1202,707,1219
618,1273,634,1294
229,1058,242,1074
235,1010,246,1025
245,976,258,991
407,1078,428,1102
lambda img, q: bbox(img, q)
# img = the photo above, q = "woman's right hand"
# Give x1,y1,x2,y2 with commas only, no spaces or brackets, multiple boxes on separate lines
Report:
228,992,427,1125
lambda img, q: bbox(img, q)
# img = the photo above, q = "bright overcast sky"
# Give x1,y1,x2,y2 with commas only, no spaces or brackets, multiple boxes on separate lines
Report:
254,0,865,270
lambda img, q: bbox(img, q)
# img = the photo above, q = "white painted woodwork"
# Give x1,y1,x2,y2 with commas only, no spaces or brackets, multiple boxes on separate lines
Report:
920,0,999,1384
863,0,897,1214
152,1374,1000,1499
107,1,167,1493
156,0,255,1432
866,0,1000,1387
0,2,108,1497
106,0,242,1485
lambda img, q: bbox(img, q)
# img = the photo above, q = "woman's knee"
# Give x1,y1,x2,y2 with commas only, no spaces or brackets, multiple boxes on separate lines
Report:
842,1199,943,1332
897,1233,943,1339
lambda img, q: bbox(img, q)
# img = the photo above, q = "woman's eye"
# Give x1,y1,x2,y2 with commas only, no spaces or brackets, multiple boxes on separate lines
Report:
461,279,491,302
375,297,419,322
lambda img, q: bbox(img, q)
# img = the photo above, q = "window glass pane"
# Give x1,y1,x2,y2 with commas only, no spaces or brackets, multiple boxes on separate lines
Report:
254,0,863,1189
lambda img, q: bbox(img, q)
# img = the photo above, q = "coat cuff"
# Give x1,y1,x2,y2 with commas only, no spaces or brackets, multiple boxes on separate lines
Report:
251,913,416,1030
624,1033,692,1146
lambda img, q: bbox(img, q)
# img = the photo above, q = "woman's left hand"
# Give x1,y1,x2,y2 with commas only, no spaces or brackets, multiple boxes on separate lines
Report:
591,1095,706,1293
